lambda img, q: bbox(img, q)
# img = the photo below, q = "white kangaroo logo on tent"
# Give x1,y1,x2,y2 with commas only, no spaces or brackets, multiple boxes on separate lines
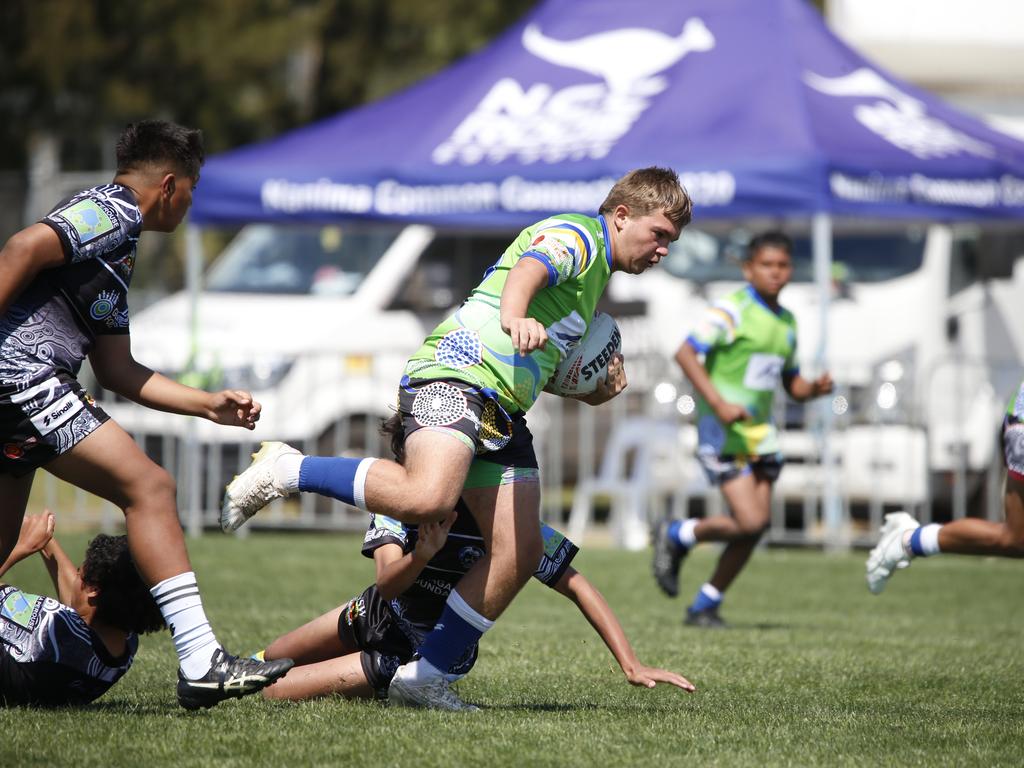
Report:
522,18,715,91
433,18,715,166
804,68,994,159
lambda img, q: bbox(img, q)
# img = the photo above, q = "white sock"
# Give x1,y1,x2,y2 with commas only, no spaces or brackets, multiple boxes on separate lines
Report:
700,582,722,602
446,589,496,633
274,452,304,492
353,458,377,511
397,656,445,684
918,524,942,556
151,572,220,679
676,518,699,548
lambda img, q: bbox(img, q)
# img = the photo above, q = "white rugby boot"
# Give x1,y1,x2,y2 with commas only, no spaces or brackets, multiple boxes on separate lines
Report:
221,442,300,532
865,511,920,595
388,661,479,712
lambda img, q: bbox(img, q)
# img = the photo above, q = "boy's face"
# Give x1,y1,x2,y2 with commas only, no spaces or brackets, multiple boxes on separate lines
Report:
743,245,792,301
610,205,681,274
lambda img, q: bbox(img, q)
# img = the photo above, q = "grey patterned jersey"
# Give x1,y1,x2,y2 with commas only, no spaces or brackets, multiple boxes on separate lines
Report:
0,585,137,706
1,183,141,380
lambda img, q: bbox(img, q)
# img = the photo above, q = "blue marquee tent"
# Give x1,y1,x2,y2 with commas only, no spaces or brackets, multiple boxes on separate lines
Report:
192,0,1024,227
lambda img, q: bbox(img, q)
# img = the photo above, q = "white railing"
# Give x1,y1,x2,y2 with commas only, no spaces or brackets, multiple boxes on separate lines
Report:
33,351,1019,548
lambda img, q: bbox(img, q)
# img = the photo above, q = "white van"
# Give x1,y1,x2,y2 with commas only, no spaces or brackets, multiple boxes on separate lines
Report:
107,219,1023,516
103,223,517,447
606,220,1024,512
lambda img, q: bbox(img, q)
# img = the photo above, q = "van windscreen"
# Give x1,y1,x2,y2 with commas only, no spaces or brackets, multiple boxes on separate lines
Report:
205,225,401,294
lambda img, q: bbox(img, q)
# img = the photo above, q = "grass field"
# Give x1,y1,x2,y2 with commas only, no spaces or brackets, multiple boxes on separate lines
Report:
1,532,1022,767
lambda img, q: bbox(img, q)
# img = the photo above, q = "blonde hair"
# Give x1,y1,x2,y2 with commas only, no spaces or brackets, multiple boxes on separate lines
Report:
599,167,692,229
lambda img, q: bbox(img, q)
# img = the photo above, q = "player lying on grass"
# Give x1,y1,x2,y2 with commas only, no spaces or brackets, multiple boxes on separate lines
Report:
255,419,694,705
0,511,165,707
867,378,1024,593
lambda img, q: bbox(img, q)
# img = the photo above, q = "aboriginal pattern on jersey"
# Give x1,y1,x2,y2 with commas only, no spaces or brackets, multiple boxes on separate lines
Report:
360,503,578,629
0,585,137,704
1,185,141,392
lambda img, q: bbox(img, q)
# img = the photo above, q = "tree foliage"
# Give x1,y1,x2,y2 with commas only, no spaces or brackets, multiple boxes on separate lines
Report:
0,0,535,171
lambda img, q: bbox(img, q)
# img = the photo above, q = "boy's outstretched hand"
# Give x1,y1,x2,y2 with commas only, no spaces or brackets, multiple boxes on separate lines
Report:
206,390,262,429
17,510,56,556
626,663,696,692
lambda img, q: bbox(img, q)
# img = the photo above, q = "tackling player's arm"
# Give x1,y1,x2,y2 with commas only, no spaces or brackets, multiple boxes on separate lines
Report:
783,371,833,402
675,341,750,424
552,566,695,692
500,258,550,356
374,511,457,600
0,511,56,580
0,224,66,317
88,334,261,429
39,529,79,606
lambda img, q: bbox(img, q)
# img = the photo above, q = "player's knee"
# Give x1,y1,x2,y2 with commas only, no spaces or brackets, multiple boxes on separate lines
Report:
736,517,769,537
995,526,1024,557
126,465,177,511
402,489,458,523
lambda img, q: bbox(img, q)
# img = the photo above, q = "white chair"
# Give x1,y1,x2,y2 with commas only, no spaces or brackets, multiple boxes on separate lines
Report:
568,417,706,549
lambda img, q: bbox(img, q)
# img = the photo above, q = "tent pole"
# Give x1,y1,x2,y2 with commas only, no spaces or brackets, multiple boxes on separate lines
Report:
183,223,204,538
812,212,845,550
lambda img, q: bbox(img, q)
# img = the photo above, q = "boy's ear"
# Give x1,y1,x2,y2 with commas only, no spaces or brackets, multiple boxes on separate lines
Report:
160,172,176,198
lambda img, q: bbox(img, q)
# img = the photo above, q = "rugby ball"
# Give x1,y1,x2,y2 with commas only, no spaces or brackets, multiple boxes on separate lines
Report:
549,311,622,396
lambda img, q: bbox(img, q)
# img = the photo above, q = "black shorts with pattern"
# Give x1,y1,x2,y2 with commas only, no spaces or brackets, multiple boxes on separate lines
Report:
0,370,109,477
338,584,478,698
396,376,537,468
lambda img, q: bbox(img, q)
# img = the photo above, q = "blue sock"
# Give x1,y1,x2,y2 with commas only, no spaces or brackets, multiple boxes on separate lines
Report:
690,583,722,613
298,456,362,505
667,520,684,551
418,604,484,674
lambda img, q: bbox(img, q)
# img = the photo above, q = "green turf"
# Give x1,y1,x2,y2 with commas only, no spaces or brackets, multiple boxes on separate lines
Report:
1,533,1021,767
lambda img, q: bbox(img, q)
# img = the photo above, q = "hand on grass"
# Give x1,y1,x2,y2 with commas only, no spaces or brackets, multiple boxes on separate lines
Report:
626,663,696,692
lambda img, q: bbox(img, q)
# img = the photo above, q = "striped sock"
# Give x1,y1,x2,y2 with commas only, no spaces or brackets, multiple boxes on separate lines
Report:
690,582,722,613
909,524,942,557
298,456,377,510
151,572,220,679
417,590,494,674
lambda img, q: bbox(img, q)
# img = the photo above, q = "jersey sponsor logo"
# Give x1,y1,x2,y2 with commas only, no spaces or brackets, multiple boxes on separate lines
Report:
414,577,453,597
458,544,485,570
344,596,366,625
1,589,44,630
56,198,116,245
30,390,83,436
532,234,546,246
3,437,37,459
743,353,784,392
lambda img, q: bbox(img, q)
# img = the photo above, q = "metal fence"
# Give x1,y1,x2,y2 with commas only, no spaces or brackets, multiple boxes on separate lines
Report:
34,350,1019,548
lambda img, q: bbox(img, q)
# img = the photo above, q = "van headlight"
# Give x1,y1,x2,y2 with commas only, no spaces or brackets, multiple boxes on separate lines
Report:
871,349,915,420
